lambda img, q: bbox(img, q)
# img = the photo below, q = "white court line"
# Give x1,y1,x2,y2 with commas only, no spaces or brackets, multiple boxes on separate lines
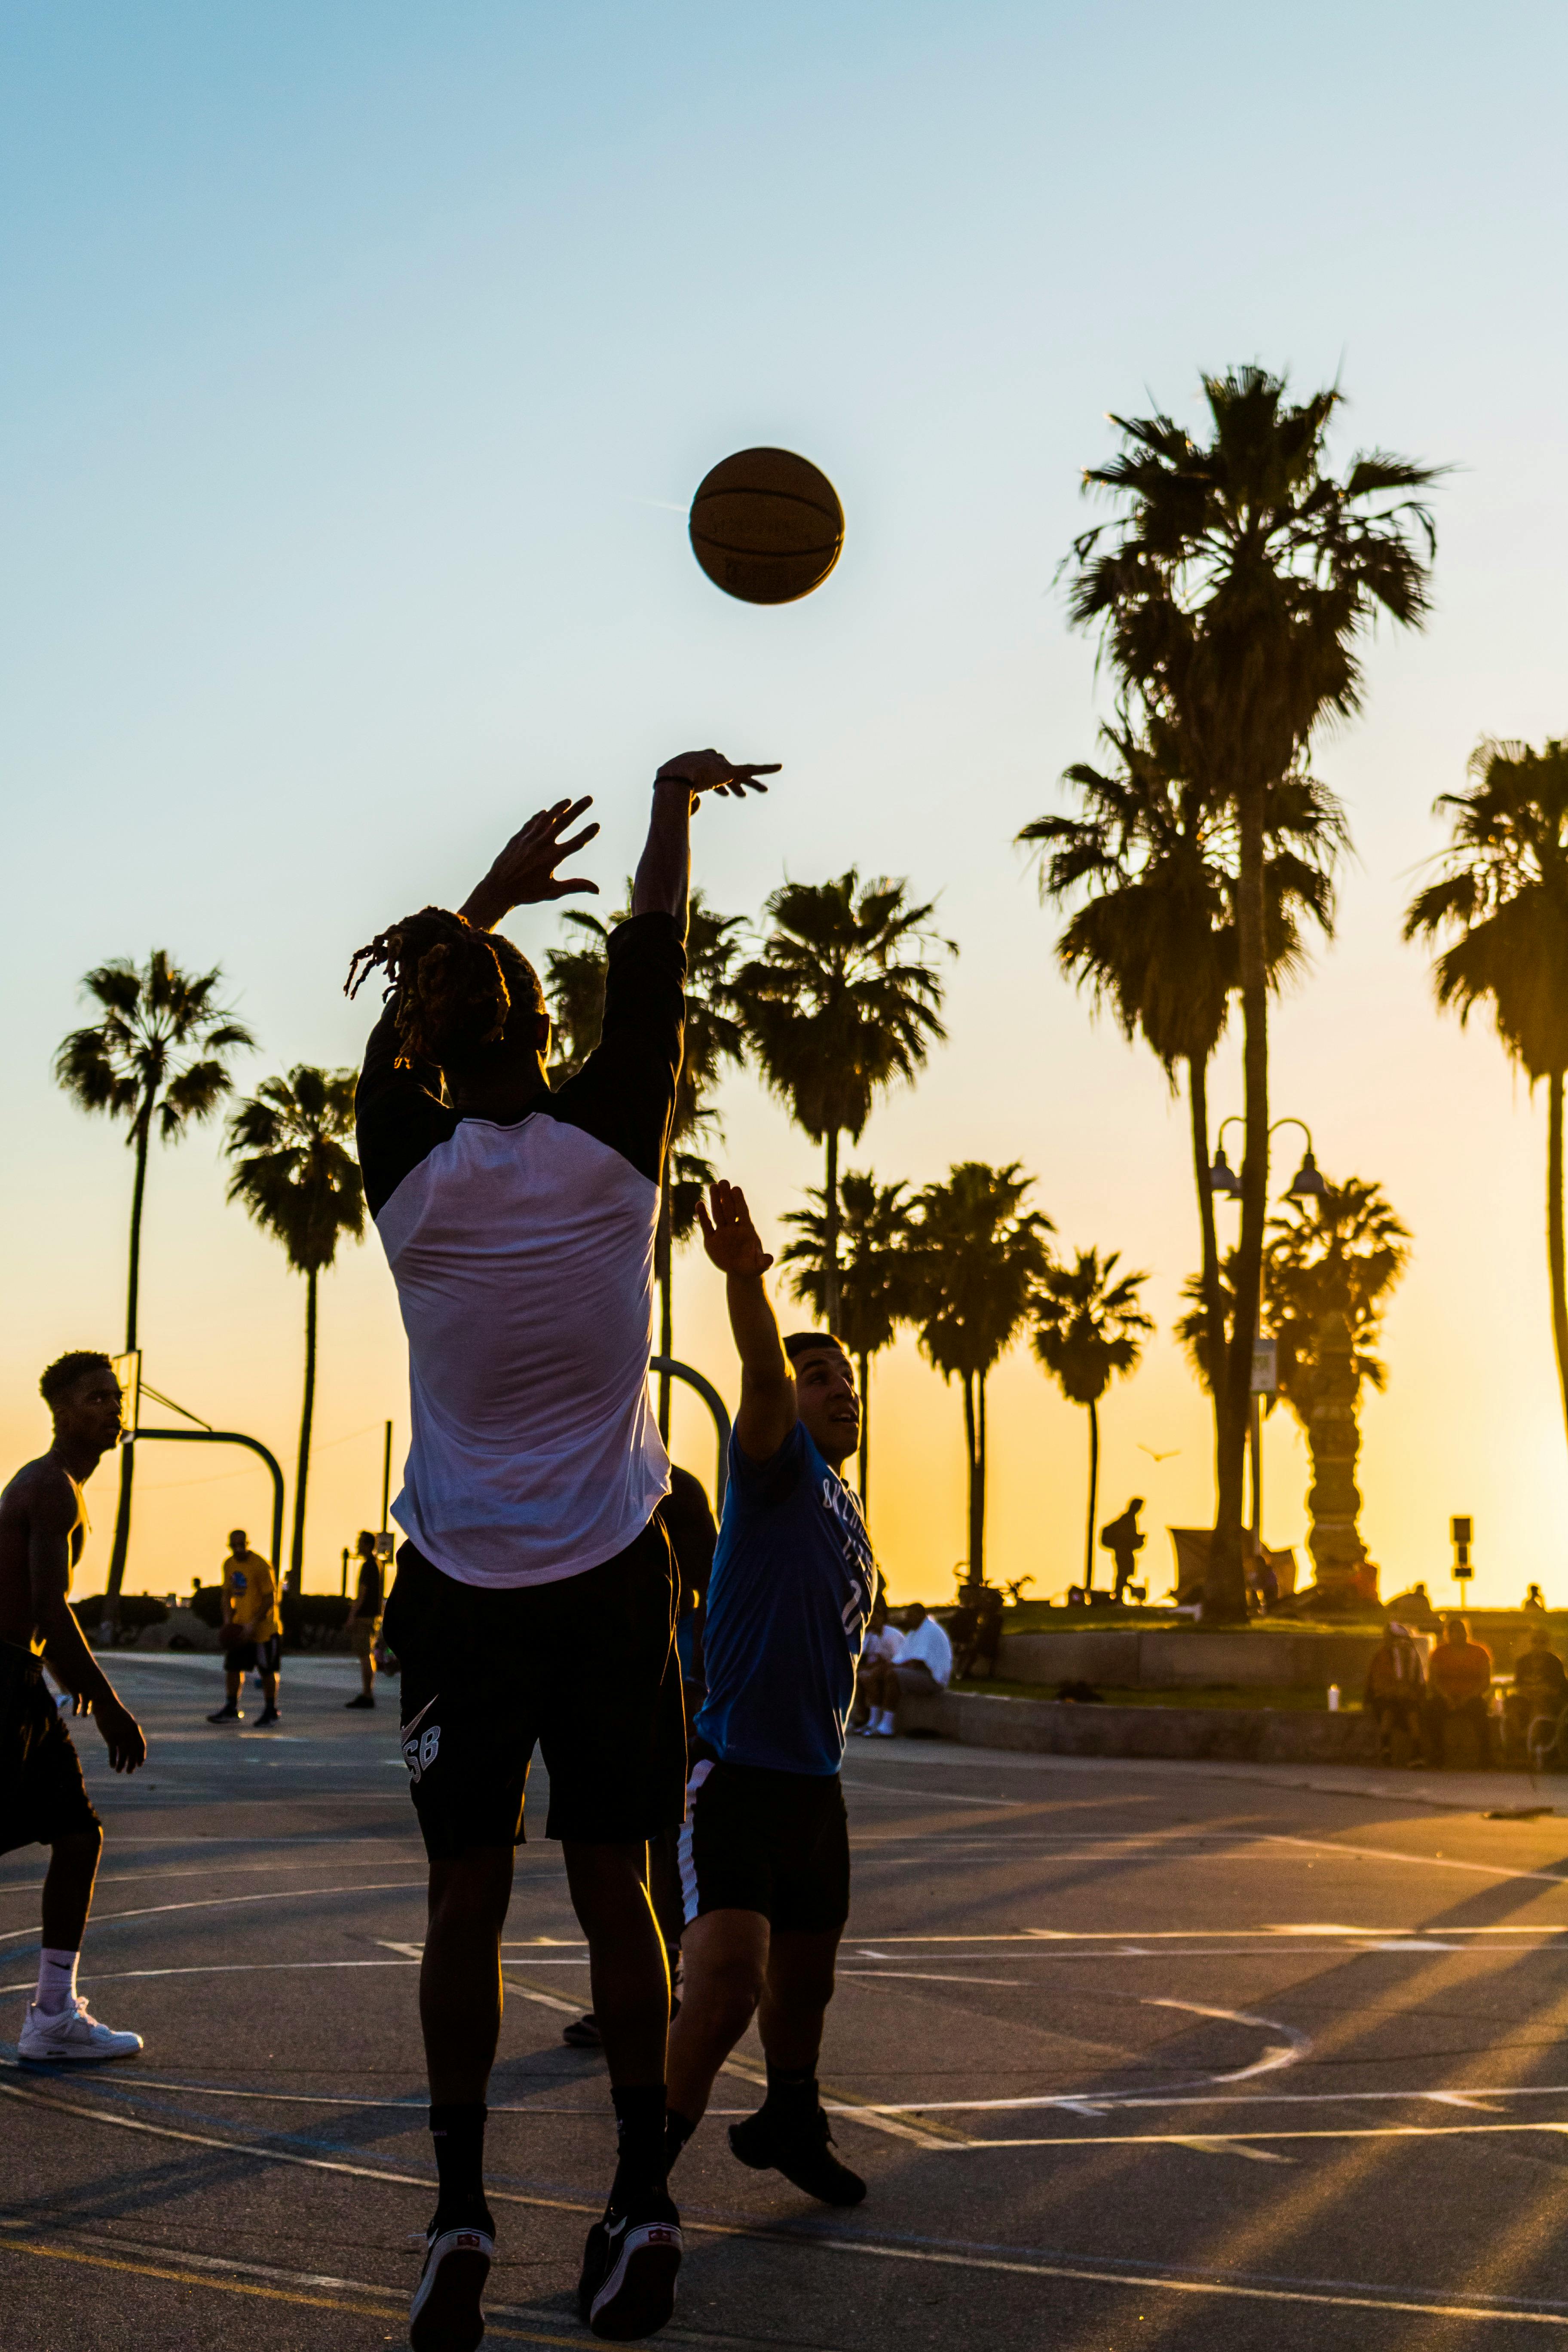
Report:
0,1880,426,1945
1264,1832,1568,1890
5,2074,1568,2330
839,1970,1023,1986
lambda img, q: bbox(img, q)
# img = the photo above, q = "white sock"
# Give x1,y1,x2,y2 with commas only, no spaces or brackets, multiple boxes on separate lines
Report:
36,1947,79,2015
875,1708,893,1733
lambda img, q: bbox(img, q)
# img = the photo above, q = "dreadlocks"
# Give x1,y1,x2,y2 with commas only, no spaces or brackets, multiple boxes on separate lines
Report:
345,906,546,1074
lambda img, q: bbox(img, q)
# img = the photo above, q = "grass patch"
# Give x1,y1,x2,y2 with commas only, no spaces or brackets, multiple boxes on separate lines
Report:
952,1678,1357,1712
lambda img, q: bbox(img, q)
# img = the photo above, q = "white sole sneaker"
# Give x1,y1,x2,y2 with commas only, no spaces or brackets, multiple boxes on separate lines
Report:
409,2225,493,2352
17,1998,143,2064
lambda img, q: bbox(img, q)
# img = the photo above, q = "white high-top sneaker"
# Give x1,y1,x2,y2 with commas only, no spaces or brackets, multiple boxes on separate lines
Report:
18,1996,143,2064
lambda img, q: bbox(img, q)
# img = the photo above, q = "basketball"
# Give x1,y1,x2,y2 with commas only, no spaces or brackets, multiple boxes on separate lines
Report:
689,447,844,606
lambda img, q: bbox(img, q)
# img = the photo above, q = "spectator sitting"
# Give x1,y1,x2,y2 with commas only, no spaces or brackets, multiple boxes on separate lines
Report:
852,1594,903,1730
1363,1620,1425,1764
857,1600,953,1739
1421,1614,1494,1769
1507,1626,1568,1757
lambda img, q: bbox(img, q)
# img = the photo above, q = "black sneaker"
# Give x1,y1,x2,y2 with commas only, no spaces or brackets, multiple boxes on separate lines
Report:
344,1692,376,1709
577,2190,682,2340
254,1704,281,1727
562,2011,603,2049
409,2220,493,2352
206,1701,242,1724
728,2103,866,2206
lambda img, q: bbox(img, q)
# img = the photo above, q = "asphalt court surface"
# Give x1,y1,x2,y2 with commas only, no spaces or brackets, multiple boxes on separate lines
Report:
9,1655,1568,2347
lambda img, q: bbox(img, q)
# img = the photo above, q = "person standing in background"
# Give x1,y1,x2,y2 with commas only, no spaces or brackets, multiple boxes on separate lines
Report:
207,1529,281,1727
343,1529,385,1710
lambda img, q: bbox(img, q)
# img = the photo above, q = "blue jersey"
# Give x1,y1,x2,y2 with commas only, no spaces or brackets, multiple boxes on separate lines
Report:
695,1422,876,1776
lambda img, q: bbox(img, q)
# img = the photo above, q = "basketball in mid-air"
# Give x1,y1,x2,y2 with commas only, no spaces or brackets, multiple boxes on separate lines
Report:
688,447,844,606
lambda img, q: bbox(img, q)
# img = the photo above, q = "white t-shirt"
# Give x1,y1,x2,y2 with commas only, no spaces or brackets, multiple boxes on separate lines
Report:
861,1625,903,1667
356,915,683,1590
898,1615,954,1687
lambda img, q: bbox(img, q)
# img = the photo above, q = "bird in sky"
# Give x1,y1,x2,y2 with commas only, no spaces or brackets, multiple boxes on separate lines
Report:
1137,1445,1180,1463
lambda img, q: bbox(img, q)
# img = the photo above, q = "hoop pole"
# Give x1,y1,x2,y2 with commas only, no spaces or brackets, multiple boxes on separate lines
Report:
649,1356,732,1512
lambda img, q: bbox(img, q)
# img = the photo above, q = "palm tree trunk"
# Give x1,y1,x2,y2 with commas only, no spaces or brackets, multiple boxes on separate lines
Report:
823,1128,842,1335
857,1348,870,1513
290,1268,318,1593
975,1371,988,1584
1188,1052,1225,1487
1550,1070,1568,1451
962,1370,980,1580
1208,778,1266,1621
104,1109,154,1620
1083,1397,1100,1589
655,1181,674,1442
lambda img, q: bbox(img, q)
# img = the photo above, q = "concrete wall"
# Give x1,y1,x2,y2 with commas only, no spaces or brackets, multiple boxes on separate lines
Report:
898,1686,1378,1764
995,1627,1386,1691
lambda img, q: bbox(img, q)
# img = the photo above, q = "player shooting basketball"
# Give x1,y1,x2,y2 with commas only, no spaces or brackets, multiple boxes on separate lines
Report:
347,750,777,2350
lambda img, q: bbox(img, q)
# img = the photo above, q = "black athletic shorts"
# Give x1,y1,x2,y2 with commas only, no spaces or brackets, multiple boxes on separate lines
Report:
678,1747,849,1933
0,1642,101,1858
227,1633,281,1675
383,1516,685,1860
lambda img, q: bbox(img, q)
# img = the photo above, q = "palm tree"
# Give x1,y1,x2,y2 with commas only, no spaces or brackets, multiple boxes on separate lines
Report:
544,910,612,1081
54,951,254,1616
733,873,953,1333
1405,739,1568,1451
1068,366,1440,1614
780,1170,924,1512
226,1067,365,1591
1020,715,1343,1485
913,1164,1053,1583
1031,1250,1153,1588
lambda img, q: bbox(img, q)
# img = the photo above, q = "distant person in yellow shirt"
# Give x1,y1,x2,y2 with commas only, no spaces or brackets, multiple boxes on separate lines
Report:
207,1529,282,1727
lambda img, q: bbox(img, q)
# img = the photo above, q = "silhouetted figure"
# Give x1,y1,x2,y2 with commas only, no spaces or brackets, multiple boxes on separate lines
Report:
1421,1614,1494,1768
1363,1621,1425,1763
1385,1580,1441,1632
1523,1583,1548,1612
1507,1626,1568,1759
1100,1500,1145,1604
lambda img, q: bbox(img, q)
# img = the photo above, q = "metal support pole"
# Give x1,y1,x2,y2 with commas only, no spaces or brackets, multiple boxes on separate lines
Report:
381,1421,393,1535
129,1427,286,1577
340,1547,350,1598
649,1356,732,1512
1250,1392,1263,1547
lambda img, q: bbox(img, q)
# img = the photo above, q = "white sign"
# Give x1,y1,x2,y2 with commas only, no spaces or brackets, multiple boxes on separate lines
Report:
1250,1338,1278,1397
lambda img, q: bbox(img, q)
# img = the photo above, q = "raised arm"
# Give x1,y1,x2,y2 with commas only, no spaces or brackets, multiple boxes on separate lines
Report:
697,1180,797,1464
633,751,780,937
31,1475,145,1773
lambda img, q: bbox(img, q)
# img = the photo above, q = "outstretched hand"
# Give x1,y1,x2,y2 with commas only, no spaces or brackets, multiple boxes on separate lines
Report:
655,750,780,805
95,1694,147,1775
697,1180,775,1277
462,798,601,928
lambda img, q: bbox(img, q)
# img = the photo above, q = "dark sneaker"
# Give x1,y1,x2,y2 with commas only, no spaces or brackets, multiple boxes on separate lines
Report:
344,1693,376,1709
254,1704,281,1727
562,2011,603,2049
577,2190,681,2340
728,2104,866,2206
206,1702,242,1724
409,2222,493,2352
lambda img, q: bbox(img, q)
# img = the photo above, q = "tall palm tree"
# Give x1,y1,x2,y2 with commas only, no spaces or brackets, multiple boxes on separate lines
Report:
913,1163,1053,1583
1068,366,1440,1614
226,1067,365,1591
733,873,953,1332
780,1169,924,1512
1031,1250,1153,1587
1405,739,1568,1452
1020,715,1343,1484
545,891,747,1434
54,951,254,1615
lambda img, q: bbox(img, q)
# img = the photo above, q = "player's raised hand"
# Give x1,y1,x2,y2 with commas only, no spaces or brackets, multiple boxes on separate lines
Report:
655,750,781,804
462,798,601,927
697,1180,775,1277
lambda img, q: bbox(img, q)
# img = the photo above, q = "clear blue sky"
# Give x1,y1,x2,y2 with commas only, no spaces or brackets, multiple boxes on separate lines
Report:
5,1,1567,1602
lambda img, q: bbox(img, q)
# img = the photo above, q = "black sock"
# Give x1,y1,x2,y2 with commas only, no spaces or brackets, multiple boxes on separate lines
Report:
609,2083,668,2208
761,2060,818,2122
664,2108,697,2174
429,2102,491,2230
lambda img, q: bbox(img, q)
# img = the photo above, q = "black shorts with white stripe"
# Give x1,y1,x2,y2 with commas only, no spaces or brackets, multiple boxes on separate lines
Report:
678,1746,848,1933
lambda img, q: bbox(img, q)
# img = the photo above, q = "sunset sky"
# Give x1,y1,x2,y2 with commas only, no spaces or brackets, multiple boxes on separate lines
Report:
5,0,1567,1611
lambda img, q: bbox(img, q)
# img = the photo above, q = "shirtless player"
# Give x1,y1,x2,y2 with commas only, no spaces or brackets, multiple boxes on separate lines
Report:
0,1352,147,2062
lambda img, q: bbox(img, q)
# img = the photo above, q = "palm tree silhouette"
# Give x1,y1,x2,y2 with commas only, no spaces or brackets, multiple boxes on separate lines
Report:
225,1067,365,1591
54,951,254,1616
1406,739,1568,1452
780,1169,923,1514
1068,366,1439,1614
545,891,746,1434
1020,715,1343,1483
733,873,952,1334
1032,1250,1153,1589
913,1164,1053,1583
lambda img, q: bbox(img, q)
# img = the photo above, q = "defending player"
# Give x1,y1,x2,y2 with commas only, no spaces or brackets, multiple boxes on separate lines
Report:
664,1182,873,2208
347,753,775,2350
0,1353,147,2062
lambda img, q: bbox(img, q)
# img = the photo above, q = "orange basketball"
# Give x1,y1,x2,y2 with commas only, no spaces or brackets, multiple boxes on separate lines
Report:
689,447,844,606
